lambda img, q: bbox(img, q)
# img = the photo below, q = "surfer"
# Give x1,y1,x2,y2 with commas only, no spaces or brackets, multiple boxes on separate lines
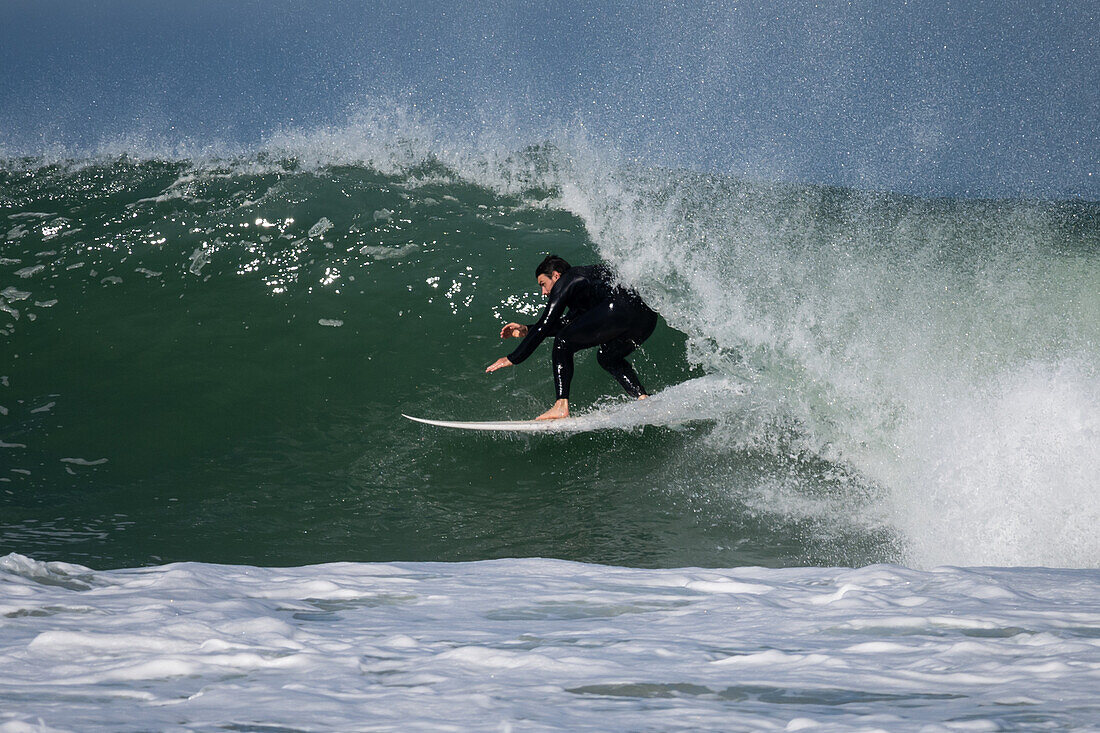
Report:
486,255,659,420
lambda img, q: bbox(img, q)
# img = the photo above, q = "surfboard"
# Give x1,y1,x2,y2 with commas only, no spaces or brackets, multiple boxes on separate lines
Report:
401,414,606,433
403,376,745,434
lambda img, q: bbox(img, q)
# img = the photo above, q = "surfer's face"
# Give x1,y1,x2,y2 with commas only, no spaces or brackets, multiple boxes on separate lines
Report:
537,271,561,297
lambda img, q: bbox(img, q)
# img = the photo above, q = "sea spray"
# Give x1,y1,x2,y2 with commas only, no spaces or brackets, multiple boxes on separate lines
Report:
547,157,1100,567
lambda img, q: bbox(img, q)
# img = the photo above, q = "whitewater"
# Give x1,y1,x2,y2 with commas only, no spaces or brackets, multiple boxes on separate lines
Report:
4,553,1100,731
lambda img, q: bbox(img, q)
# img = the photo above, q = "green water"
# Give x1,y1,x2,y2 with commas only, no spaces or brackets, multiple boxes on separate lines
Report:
3,155,1097,569
0,159,872,568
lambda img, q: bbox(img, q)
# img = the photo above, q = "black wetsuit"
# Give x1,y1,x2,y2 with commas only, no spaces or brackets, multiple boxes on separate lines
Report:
507,265,658,400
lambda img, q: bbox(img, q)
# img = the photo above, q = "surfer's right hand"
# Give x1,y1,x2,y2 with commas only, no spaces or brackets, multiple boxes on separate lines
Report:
486,357,513,373
500,322,528,339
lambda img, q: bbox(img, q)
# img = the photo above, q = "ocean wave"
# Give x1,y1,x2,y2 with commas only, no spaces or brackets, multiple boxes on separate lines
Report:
2,132,1098,569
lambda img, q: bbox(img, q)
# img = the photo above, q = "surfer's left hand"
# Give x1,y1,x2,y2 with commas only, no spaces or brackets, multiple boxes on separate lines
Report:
486,357,513,373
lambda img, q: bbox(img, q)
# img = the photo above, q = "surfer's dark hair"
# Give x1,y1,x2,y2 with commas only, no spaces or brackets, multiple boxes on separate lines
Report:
536,254,571,278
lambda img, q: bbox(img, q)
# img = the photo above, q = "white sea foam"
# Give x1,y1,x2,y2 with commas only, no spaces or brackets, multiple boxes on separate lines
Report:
307,216,333,238
14,265,44,278
360,243,420,260
187,246,210,275
1,554,1097,731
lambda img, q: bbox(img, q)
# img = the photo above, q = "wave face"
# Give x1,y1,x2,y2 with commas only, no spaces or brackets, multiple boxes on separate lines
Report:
1,126,1098,569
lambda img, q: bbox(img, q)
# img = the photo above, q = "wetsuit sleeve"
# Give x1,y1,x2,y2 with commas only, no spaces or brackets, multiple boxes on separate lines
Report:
526,311,574,338
507,278,575,365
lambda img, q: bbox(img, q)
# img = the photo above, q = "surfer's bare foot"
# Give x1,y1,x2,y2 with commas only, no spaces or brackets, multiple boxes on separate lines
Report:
638,394,648,400
536,399,569,420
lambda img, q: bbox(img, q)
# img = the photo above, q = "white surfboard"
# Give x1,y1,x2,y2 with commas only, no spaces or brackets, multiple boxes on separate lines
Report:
403,376,746,434
402,413,614,433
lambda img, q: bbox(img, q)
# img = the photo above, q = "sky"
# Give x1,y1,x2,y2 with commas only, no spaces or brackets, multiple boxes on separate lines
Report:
1,0,1096,198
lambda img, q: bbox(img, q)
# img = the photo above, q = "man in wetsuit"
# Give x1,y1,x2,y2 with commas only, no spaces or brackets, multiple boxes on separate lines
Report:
486,255,659,420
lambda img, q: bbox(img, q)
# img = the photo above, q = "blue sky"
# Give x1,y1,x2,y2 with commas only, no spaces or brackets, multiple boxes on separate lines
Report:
1,0,1096,198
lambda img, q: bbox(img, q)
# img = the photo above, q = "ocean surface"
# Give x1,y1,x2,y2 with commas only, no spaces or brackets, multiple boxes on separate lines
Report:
2,130,1099,730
